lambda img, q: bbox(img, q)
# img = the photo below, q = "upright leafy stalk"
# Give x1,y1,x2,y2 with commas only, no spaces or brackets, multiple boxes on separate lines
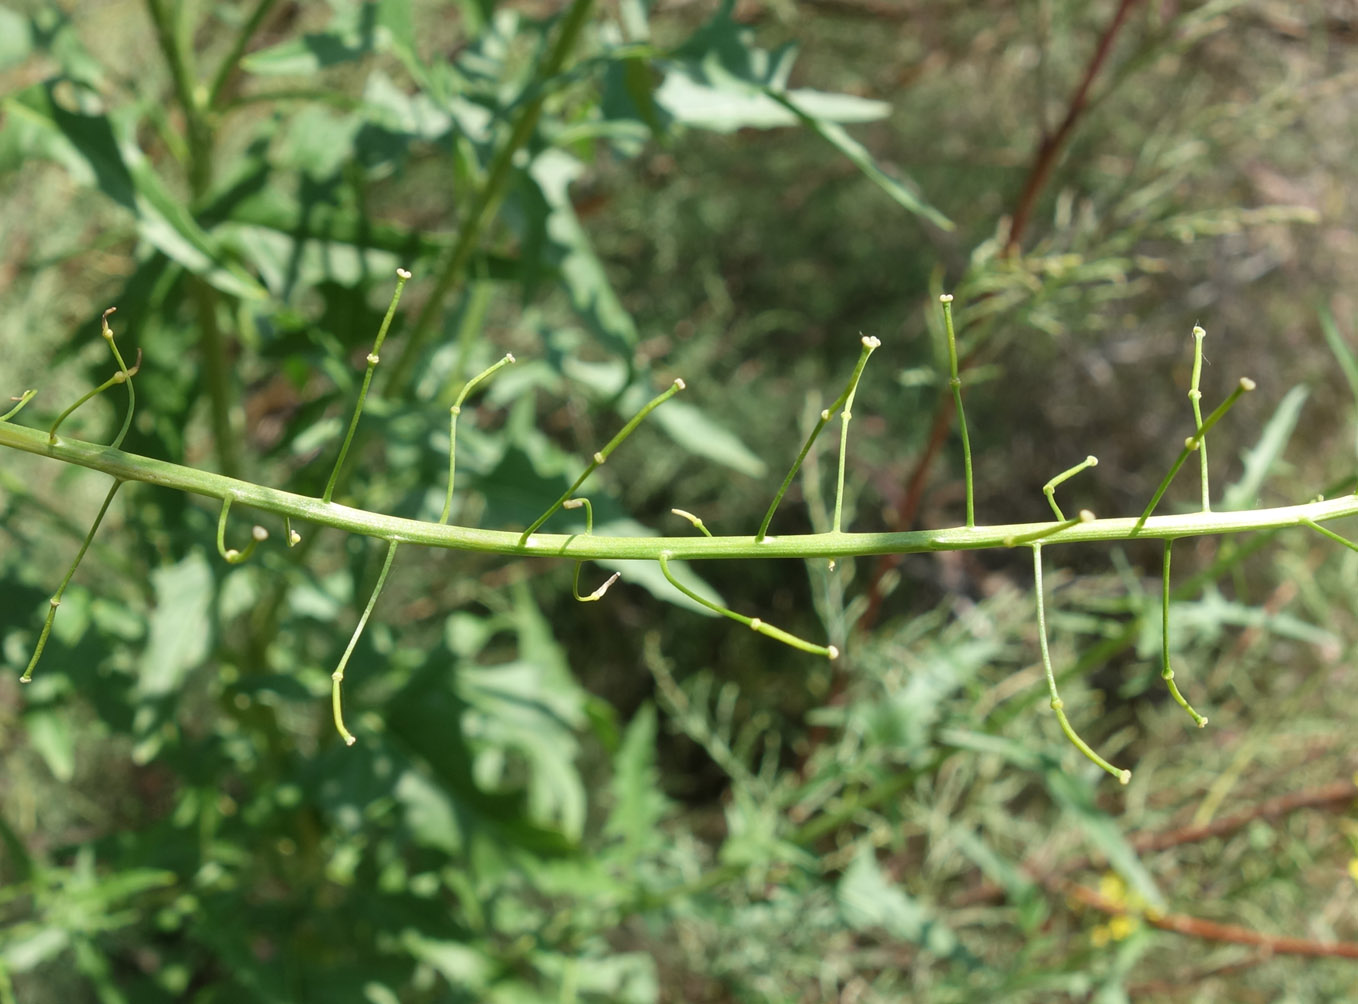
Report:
441,353,516,525
1161,540,1207,727
1135,377,1255,532
1031,543,1131,784
758,337,879,542
384,0,598,396
331,540,400,745
322,270,412,504
205,0,280,109
145,0,240,475
941,294,975,527
1189,325,1210,511
519,379,685,544
833,336,880,532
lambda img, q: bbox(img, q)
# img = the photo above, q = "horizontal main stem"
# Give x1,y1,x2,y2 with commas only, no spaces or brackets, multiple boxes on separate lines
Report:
3,422,1357,560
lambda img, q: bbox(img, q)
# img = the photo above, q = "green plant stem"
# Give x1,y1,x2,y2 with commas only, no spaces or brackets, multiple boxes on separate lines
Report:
441,352,516,524
1190,325,1210,511
4,421,1358,561
0,391,36,423
1004,509,1093,547
564,498,619,601
1301,517,1358,553
1043,455,1098,520
323,270,412,503
519,379,684,543
758,337,880,541
941,295,975,527
216,497,268,564
1032,543,1131,784
383,0,597,396
1135,377,1256,532
20,480,123,683
671,509,714,537
206,0,279,109
657,553,837,659
49,311,140,447
1161,539,1208,727
331,540,400,745
833,335,879,532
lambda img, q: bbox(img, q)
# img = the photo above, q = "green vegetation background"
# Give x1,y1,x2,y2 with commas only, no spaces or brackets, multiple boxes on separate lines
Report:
1,1,1357,1001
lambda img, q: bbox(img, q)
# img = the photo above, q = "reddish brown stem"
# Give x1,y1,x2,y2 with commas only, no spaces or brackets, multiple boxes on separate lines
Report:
1064,881,1358,959
1004,0,1144,256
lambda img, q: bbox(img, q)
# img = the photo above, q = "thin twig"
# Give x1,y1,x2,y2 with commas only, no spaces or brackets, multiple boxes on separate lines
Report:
1004,0,1144,256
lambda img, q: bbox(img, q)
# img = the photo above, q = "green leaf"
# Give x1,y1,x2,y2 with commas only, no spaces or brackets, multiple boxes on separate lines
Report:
645,398,766,477
604,703,670,858
136,551,213,699
1319,304,1358,462
767,89,953,231
24,708,75,782
0,8,33,71
0,82,267,300
1042,768,1165,913
654,70,890,132
837,843,961,957
527,149,639,358
1220,384,1307,510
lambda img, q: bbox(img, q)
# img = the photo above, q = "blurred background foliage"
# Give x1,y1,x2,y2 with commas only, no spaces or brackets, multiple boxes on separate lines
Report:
2,0,1358,1000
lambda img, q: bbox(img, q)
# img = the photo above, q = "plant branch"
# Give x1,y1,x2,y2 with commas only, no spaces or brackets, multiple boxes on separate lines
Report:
1062,879,1358,958
383,0,597,396
1004,0,1144,255
3,421,1355,561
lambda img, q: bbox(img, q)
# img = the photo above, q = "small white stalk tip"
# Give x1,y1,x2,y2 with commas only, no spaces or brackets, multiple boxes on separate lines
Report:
505,353,516,363
1117,770,1132,785
674,378,686,390
1239,377,1256,391
939,293,954,303
861,335,881,349
1086,455,1098,466
1078,509,1095,522
251,526,268,541
397,268,412,279
827,646,840,660
1192,325,1206,338
563,498,584,509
